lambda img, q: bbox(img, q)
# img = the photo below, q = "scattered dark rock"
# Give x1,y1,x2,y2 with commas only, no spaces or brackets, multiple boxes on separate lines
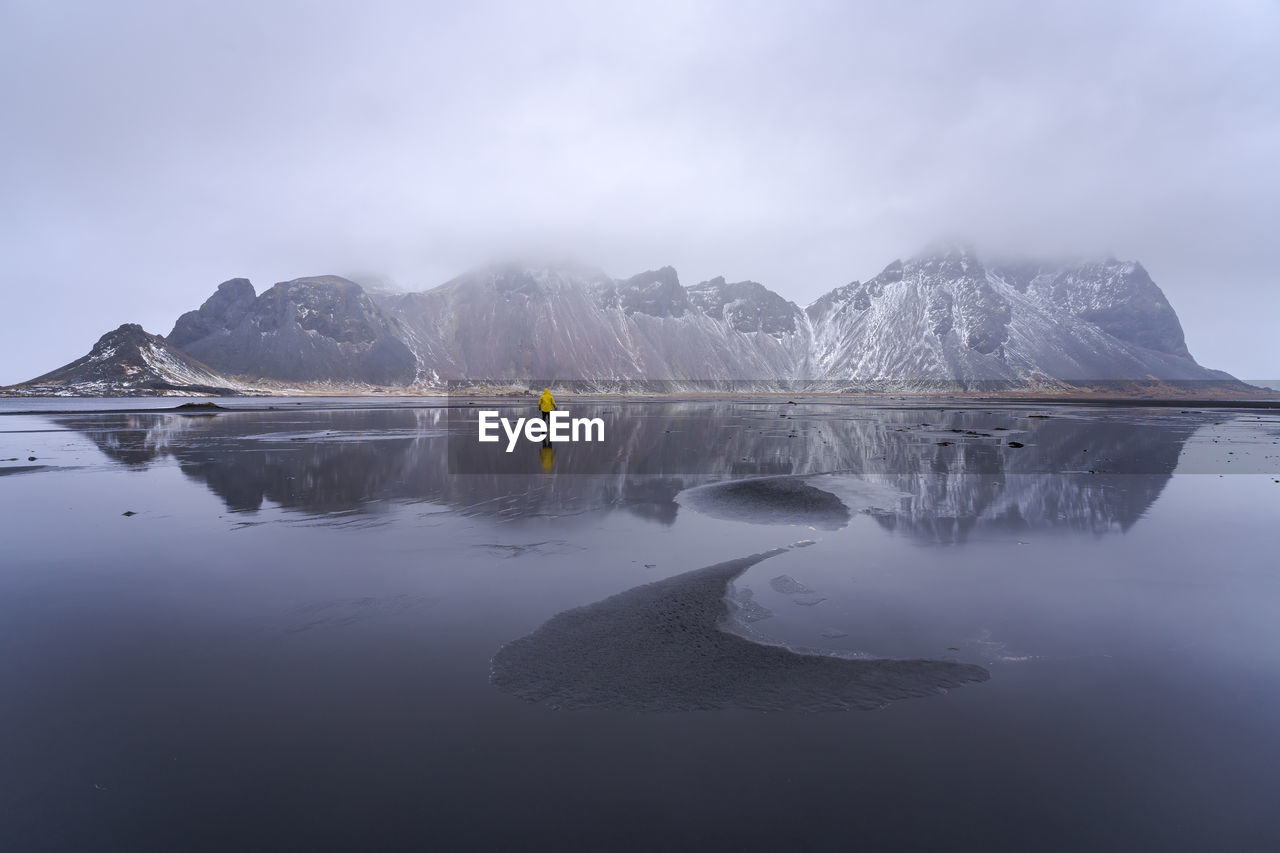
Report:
937,441,952,446
1008,441,1025,448
121,510,137,517
769,575,813,594
680,477,851,529
27,456,37,461
172,402,225,411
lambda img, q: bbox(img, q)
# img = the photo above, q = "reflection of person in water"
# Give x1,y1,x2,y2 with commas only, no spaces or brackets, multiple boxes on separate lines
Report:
538,387,557,425
537,388,557,466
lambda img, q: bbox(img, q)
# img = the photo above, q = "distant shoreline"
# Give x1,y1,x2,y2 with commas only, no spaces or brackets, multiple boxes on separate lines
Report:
3,392,1280,417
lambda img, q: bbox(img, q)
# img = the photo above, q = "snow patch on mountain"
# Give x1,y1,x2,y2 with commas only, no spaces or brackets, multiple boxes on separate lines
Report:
805,246,1231,386
7,245,1255,396
8,324,257,396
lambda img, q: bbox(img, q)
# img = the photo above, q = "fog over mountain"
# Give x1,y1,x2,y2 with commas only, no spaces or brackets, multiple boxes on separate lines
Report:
7,245,1255,395
2,1,1277,384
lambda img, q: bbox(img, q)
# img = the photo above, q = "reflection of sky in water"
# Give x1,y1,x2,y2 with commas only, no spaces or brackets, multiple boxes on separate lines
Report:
2,401,1280,850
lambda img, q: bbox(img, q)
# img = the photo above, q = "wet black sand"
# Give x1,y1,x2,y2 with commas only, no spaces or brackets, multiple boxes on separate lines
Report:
2,398,1279,851
492,548,988,711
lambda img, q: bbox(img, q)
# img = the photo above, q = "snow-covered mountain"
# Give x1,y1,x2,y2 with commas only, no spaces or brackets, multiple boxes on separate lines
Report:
370,247,1236,388
5,245,1257,395
375,263,808,384
807,246,1227,386
7,324,251,396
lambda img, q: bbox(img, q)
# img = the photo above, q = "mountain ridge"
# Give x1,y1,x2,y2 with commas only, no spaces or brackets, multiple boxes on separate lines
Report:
11,324,257,396
4,246,1265,396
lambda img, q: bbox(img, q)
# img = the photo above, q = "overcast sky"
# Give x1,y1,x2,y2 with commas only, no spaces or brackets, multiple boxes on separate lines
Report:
2,0,1277,384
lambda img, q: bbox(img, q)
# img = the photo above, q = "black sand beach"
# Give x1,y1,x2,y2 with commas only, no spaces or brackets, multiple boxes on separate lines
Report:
2,398,1279,851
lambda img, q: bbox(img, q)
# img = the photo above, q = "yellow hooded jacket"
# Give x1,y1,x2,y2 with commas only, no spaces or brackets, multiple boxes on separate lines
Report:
538,389,557,412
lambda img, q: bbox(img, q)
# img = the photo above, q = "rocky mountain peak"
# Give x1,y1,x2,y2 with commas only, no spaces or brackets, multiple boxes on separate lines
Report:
215,277,255,298
168,278,257,349
593,267,691,318
687,277,801,335
97,322,149,345
1033,259,1189,358
9,244,1250,395
164,274,416,385
906,243,985,280
14,323,244,395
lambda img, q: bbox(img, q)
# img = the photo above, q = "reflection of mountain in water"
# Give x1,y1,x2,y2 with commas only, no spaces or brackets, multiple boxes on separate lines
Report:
857,416,1191,541
866,473,1171,542
59,404,1198,538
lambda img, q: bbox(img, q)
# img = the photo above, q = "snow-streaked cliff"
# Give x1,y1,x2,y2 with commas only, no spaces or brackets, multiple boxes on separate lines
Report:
10,324,256,396
806,246,1230,386
6,245,1252,395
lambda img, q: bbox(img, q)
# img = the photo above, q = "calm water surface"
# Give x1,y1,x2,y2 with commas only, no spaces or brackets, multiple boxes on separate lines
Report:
2,398,1279,851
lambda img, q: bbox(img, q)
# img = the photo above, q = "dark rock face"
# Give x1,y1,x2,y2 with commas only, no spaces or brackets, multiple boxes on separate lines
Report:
954,273,1011,355
850,248,1011,355
596,266,691,318
927,289,954,337
986,259,1192,358
806,246,1233,385
10,245,1245,393
16,323,241,395
173,254,1239,387
687,277,802,335
168,278,256,349
167,276,416,385
1037,261,1190,358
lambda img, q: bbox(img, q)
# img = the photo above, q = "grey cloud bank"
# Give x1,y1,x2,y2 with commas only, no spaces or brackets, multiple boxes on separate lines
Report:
2,0,1277,384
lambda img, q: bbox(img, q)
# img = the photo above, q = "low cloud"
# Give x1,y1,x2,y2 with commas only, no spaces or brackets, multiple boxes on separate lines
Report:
2,0,1277,382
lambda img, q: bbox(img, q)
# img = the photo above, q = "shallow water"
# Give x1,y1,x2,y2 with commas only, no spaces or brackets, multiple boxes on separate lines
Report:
2,398,1279,851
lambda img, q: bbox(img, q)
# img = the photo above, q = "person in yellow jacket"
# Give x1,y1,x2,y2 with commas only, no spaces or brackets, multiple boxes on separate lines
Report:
537,388,557,426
